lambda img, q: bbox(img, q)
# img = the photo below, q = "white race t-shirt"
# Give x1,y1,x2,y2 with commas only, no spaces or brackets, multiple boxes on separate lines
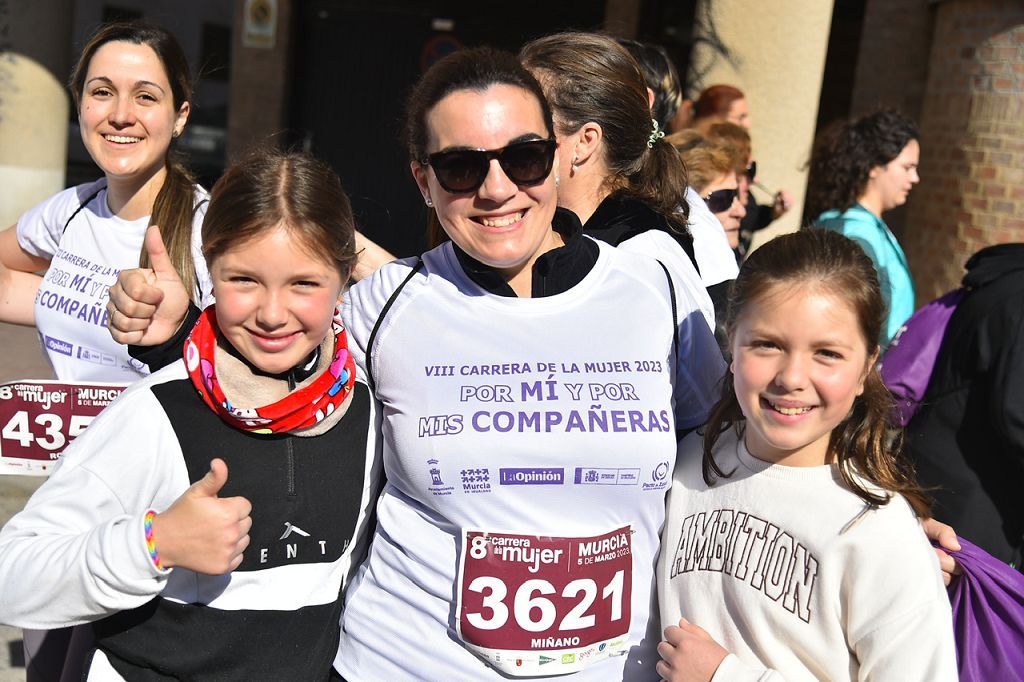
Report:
615,229,716,333
335,240,725,680
17,179,212,382
685,186,738,287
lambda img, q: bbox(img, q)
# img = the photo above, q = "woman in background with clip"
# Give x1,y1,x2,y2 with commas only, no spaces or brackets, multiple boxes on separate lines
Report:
519,32,717,334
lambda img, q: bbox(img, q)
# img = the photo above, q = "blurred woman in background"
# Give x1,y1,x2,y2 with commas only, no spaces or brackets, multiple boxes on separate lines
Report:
807,108,921,345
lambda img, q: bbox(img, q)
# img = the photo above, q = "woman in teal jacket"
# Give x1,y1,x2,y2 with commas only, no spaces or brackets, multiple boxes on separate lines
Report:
806,109,920,346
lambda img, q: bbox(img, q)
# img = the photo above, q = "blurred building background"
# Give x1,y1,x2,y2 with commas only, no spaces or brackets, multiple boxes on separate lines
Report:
1,0,1022,298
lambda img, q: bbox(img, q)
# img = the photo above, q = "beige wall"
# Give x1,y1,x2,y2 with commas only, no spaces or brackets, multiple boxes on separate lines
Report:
688,0,835,246
0,0,72,227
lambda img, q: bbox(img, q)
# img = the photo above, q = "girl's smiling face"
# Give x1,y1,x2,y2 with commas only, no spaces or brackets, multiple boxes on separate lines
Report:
211,224,344,375
730,283,877,467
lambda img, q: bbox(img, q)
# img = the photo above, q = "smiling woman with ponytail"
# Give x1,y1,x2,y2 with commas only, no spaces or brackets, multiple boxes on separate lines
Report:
0,20,212,382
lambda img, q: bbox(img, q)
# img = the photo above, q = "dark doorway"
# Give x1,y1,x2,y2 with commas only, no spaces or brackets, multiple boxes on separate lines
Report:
636,0,699,96
291,0,605,258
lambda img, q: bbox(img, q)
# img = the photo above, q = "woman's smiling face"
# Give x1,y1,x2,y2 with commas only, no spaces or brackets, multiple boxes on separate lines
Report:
412,84,560,286
78,40,188,185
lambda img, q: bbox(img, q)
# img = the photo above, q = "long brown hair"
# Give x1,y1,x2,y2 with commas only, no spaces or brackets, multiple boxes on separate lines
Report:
201,149,356,279
520,32,690,226
71,21,202,301
702,229,931,517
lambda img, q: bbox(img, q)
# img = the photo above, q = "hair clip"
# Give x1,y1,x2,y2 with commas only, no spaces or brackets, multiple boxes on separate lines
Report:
647,119,665,148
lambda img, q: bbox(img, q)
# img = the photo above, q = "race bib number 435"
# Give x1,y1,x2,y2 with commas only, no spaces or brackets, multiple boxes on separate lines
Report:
456,526,633,676
0,381,125,475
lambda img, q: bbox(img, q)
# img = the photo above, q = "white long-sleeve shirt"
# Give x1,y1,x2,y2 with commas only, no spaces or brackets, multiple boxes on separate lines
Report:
658,429,958,681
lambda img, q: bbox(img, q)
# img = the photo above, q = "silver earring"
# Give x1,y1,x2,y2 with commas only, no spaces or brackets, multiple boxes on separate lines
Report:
424,196,433,207
555,174,561,187
570,154,579,175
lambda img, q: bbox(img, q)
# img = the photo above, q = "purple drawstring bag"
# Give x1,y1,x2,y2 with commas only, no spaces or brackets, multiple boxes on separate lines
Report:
944,536,1024,681
880,287,965,426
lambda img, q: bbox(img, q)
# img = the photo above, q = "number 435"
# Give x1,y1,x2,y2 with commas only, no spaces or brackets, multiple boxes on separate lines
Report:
1,411,93,454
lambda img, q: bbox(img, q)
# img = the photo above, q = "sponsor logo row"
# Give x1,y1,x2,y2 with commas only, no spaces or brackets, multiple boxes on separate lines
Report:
43,336,117,367
426,459,670,496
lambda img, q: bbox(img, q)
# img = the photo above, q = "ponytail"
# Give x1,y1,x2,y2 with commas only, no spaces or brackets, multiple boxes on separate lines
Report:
144,152,200,301
625,135,690,226
520,32,690,232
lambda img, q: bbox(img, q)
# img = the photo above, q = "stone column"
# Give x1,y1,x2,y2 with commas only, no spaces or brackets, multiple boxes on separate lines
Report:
903,0,1024,302
0,0,73,226
226,0,294,159
687,0,835,244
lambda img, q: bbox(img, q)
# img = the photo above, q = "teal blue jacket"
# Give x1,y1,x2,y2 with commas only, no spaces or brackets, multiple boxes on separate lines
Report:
814,204,915,346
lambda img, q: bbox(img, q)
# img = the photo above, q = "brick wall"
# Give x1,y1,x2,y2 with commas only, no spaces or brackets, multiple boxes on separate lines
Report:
846,0,934,240
850,0,933,126
904,0,1024,302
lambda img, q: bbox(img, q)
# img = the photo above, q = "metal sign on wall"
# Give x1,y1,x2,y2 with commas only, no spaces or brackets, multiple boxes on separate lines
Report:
243,0,277,49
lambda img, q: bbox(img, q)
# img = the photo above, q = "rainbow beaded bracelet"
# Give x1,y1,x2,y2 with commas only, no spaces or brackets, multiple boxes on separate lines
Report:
143,510,165,571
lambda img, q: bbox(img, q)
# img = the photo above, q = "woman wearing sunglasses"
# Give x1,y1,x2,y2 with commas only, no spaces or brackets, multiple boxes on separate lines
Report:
677,142,747,256
330,45,724,681
107,46,725,680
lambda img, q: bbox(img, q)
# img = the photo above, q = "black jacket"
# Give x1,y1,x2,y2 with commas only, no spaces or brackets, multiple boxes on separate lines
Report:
582,193,697,271
905,243,1024,566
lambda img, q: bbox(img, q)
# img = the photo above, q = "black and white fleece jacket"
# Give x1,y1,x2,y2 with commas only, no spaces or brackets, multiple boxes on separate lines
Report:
0,341,380,681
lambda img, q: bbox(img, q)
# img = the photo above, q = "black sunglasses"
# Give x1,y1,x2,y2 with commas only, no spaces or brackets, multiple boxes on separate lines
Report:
744,160,757,181
704,187,738,213
421,139,557,194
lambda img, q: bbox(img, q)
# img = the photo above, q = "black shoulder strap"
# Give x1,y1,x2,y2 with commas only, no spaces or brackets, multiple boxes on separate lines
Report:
365,258,424,393
659,260,693,440
62,187,104,235
656,260,680,360
191,197,211,302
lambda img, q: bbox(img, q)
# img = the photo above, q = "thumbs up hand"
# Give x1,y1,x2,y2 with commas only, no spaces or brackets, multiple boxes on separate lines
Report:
150,458,252,575
107,225,192,346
